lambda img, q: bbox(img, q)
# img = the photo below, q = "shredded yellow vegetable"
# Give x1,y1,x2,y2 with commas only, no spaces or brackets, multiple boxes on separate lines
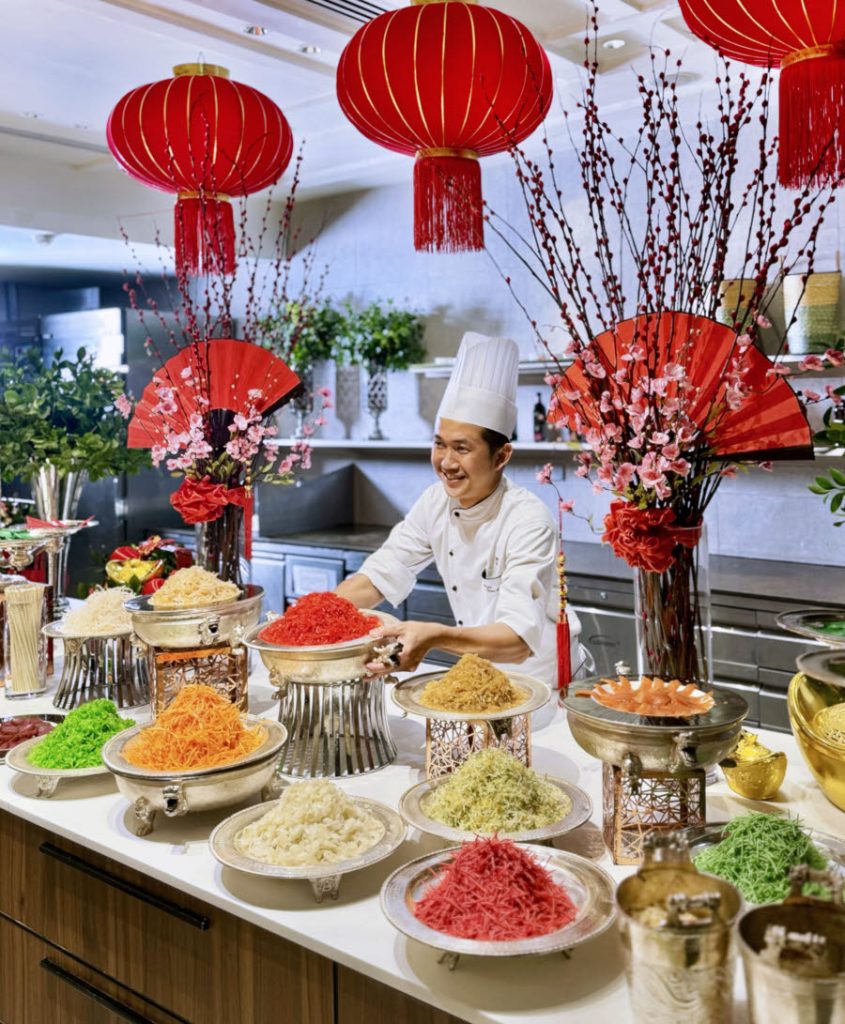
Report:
418,654,528,713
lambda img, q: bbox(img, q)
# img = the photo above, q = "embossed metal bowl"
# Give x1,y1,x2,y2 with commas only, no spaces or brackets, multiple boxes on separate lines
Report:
564,682,748,772
5,734,111,798
101,716,287,835
243,609,400,685
381,844,616,964
399,775,592,845
125,585,263,650
210,796,406,902
788,664,845,812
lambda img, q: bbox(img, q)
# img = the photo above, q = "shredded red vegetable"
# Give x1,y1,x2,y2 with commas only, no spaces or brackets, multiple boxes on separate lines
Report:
258,592,380,646
413,836,578,941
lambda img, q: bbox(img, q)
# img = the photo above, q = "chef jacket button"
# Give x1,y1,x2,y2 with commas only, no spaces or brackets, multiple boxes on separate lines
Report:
448,550,454,556
451,585,457,592
453,511,460,517
458,620,463,626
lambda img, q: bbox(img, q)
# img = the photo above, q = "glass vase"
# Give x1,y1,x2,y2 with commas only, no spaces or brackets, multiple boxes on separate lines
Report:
634,524,712,685
366,363,388,441
195,504,246,587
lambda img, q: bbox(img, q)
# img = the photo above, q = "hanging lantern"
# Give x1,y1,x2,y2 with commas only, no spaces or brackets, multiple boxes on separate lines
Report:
678,1,845,189
336,0,552,253
107,63,293,275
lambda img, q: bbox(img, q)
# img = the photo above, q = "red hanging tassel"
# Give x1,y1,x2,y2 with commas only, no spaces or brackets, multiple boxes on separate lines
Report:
556,549,571,694
779,45,845,189
174,194,236,275
413,152,484,253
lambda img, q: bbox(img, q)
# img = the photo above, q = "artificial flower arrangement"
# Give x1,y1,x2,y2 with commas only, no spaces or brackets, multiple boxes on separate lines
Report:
104,535,193,594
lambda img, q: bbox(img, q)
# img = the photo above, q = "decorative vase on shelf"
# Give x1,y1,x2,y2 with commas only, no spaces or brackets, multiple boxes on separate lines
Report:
366,363,388,441
30,462,87,613
195,504,248,588
783,271,841,355
634,524,712,685
290,365,314,439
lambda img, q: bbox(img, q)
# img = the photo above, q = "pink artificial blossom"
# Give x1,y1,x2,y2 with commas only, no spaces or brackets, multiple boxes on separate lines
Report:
768,364,792,378
559,499,575,513
180,367,193,380
721,465,738,479
737,333,752,349
825,348,845,368
536,463,554,485
803,389,823,403
756,313,772,329
759,461,773,472
317,386,332,397
115,394,132,419
826,385,844,405
798,355,824,372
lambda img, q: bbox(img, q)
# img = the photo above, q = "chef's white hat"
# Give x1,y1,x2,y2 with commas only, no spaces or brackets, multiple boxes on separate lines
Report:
436,331,519,438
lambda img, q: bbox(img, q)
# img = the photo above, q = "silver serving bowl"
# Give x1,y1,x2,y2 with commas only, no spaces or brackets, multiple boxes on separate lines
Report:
5,733,112,797
101,716,287,835
564,682,748,773
243,609,400,685
125,584,263,650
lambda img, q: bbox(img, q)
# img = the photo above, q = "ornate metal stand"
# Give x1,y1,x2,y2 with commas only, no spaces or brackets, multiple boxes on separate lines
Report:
602,761,706,866
51,632,149,710
272,673,397,777
135,640,249,716
425,713,532,780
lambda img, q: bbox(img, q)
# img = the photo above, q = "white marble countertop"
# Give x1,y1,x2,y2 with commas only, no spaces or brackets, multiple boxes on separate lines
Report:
1,666,843,1024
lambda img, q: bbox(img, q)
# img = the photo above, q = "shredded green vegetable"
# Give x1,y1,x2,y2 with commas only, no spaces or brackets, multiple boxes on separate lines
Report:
694,812,828,903
423,749,571,833
27,699,131,769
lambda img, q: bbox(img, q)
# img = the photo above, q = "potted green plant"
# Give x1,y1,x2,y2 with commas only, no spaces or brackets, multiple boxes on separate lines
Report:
340,300,426,439
258,300,344,437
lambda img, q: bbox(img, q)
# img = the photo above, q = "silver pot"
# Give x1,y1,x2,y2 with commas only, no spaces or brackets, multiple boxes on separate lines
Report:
101,716,286,835
125,585,263,650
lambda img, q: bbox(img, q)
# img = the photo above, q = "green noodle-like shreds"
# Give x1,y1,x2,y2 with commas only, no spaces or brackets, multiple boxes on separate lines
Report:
693,812,828,904
422,749,571,833
27,699,132,769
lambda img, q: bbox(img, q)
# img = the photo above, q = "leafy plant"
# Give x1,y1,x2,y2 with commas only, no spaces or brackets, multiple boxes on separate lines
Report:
256,300,344,372
0,348,149,483
340,300,426,370
810,387,845,524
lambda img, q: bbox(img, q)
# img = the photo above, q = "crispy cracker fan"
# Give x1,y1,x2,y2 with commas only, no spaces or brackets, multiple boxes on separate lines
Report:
128,340,300,449
551,312,812,461
578,675,715,717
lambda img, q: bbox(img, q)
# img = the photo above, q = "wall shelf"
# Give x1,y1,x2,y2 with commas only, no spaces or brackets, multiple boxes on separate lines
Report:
269,438,587,456
409,358,568,382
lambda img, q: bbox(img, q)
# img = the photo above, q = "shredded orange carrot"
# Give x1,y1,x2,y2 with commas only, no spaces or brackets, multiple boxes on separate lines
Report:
123,684,265,771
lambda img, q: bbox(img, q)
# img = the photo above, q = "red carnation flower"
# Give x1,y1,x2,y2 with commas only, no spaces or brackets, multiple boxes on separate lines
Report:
602,501,700,574
170,477,230,525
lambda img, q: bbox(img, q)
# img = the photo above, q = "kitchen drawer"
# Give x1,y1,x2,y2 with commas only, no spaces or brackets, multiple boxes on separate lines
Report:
712,657,758,685
711,604,757,630
285,555,345,598
759,688,791,732
711,628,757,673
406,584,453,620
758,633,822,672
713,678,760,726
758,667,799,692
0,912,175,1024
0,813,333,1024
250,554,284,613
567,580,634,612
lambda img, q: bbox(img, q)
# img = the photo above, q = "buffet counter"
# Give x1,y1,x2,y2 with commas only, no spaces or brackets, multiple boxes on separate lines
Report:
1,667,842,1024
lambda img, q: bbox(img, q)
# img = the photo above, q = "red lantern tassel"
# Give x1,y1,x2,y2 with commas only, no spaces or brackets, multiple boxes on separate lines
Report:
174,194,236,275
779,45,845,189
557,620,571,695
413,151,484,253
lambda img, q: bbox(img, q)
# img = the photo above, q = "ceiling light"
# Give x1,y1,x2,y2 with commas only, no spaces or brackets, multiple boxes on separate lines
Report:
243,25,267,36
298,44,321,55
602,38,626,50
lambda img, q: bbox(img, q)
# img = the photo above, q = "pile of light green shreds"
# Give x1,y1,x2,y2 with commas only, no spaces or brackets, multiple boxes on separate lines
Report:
694,812,829,904
423,749,571,833
27,699,132,769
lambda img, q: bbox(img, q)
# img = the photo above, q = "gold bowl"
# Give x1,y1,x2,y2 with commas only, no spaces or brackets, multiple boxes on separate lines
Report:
721,744,787,802
787,672,845,812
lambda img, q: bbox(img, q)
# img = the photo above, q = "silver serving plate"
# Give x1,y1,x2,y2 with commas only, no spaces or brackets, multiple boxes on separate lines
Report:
392,669,551,722
564,682,748,772
0,713,64,764
682,820,845,894
210,796,406,902
5,733,112,797
44,619,132,641
125,584,263,650
381,844,616,967
244,609,400,685
101,716,287,836
399,775,592,845
796,649,845,689
778,609,845,647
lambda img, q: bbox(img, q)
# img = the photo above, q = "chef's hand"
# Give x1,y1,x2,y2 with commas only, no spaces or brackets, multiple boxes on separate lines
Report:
366,619,443,676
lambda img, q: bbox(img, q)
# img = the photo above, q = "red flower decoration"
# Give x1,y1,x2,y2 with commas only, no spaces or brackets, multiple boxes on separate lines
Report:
170,478,231,525
109,545,141,562
602,501,701,574
141,577,167,595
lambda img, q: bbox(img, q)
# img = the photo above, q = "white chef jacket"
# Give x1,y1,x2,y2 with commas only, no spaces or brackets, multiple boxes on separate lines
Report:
358,477,581,687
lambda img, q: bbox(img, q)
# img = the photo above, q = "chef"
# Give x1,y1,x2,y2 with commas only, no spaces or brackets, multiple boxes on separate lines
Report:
336,331,582,683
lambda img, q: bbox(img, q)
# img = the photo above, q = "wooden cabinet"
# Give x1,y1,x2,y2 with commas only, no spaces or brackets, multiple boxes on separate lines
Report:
336,966,466,1024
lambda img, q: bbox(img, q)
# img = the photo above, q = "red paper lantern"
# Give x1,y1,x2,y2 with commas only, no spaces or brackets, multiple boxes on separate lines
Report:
679,1,845,188
107,63,293,275
336,0,552,252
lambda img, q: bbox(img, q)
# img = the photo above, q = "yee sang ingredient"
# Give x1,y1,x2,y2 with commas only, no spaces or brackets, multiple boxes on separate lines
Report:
235,779,385,867
579,675,715,717
149,567,240,609
0,717,55,751
27,700,131,770
418,654,528,714
123,685,264,772
62,587,134,635
423,749,571,833
258,592,380,646
694,812,828,904
414,836,578,941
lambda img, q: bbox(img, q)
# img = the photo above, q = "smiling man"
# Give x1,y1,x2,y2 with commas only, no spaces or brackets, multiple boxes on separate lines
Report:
335,332,581,682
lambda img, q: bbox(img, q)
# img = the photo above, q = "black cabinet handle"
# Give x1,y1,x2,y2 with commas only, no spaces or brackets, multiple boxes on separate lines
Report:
40,958,156,1024
39,842,210,931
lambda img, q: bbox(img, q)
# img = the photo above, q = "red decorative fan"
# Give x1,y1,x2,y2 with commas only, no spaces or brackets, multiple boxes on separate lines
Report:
128,340,300,449
551,312,812,460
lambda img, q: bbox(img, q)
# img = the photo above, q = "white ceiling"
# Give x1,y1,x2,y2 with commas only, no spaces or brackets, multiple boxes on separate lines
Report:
0,0,716,272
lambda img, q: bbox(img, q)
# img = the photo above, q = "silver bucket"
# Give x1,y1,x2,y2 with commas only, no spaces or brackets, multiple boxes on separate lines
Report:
616,832,742,1024
739,866,845,1024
